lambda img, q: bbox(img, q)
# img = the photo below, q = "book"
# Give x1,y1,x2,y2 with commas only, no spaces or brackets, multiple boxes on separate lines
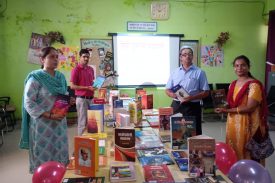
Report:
62,177,105,183
136,147,169,158
142,108,159,116
143,165,175,183
114,128,135,162
128,101,142,125
145,115,159,127
184,175,229,183
98,88,107,100
141,94,153,109
51,94,70,116
82,133,107,156
188,135,216,177
171,84,189,102
110,161,136,182
115,113,130,127
158,107,173,131
139,155,174,166
92,76,106,88
171,150,189,171
211,89,227,108
171,115,196,150
87,106,104,133
74,136,98,176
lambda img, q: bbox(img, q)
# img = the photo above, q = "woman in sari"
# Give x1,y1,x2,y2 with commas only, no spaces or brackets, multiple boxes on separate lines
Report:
19,47,70,173
215,55,268,165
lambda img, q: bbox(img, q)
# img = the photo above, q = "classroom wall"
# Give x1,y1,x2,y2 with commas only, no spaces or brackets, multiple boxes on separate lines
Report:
0,0,269,118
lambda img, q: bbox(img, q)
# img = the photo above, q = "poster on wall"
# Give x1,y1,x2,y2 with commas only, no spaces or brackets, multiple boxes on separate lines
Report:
180,40,199,66
201,45,224,67
80,39,113,78
27,32,50,65
55,45,79,80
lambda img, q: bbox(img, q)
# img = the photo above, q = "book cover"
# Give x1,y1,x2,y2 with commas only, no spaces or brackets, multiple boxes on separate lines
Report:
188,135,216,177
51,94,70,116
160,134,171,143
171,84,189,102
171,115,196,150
87,108,104,133
211,89,227,108
74,136,98,177
141,94,153,109
171,150,189,171
142,108,159,116
110,161,136,182
136,147,169,158
145,115,159,127
82,133,107,156
62,177,105,183
139,155,174,166
143,165,175,183
128,101,142,124
98,88,107,100
115,113,130,127
158,107,173,131
114,128,135,162
184,175,228,183
175,158,189,171
93,98,105,104
114,99,123,108
92,75,106,88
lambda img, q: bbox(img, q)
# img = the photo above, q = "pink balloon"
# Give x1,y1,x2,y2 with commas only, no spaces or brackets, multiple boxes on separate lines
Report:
215,142,237,175
32,161,66,183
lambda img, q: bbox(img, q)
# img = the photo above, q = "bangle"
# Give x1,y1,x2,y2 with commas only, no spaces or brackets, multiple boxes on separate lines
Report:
49,112,52,119
237,107,240,114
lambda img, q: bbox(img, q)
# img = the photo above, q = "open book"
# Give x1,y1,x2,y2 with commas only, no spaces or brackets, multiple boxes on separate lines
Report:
171,84,189,102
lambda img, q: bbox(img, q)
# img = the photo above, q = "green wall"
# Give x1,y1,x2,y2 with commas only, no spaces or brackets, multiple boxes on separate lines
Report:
0,0,270,119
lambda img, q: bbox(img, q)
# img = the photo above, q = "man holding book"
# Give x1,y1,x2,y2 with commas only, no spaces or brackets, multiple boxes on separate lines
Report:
165,47,210,135
70,49,96,135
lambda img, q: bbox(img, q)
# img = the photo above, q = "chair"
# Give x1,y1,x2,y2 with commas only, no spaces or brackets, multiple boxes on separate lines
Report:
0,96,16,127
216,83,230,96
201,84,215,121
0,99,14,132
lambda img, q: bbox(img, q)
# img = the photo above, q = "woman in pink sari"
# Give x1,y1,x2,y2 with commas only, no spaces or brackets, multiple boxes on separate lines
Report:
215,55,268,165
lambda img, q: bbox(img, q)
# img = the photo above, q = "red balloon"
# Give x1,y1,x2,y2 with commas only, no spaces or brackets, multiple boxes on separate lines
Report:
32,161,66,183
215,142,237,175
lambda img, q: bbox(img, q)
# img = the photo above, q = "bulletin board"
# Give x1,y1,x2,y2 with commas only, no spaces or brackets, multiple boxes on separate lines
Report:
80,39,113,78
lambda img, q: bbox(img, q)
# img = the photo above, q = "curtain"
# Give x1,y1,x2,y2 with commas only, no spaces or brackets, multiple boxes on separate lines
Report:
265,10,275,89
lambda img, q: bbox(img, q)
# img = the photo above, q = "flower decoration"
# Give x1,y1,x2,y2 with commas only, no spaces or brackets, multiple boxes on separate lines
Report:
214,32,230,48
45,31,65,44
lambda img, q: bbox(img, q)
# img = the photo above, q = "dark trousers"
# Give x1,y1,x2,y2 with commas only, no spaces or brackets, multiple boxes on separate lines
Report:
171,100,202,135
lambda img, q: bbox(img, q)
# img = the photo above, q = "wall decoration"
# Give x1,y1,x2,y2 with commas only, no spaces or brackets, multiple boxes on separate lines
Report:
214,32,230,48
80,39,113,78
201,45,224,67
45,31,65,44
180,40,199,66
55,45,79,81
27,32,50,65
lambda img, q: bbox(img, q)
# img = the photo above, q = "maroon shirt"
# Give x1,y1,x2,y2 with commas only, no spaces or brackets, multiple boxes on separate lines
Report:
70,64,94,97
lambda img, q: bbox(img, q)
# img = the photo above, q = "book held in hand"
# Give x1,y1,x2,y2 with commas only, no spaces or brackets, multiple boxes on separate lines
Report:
51,94,70,116
171,84,189,102
92,75,106,88
211,89,227,108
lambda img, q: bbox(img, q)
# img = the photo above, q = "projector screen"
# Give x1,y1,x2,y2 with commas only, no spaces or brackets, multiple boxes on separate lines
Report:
112,34,182,87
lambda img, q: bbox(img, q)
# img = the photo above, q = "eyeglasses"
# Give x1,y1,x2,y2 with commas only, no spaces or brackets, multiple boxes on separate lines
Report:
180,53,193,57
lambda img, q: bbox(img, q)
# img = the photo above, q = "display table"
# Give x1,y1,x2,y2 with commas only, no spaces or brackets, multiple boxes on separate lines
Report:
64,125,232,183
